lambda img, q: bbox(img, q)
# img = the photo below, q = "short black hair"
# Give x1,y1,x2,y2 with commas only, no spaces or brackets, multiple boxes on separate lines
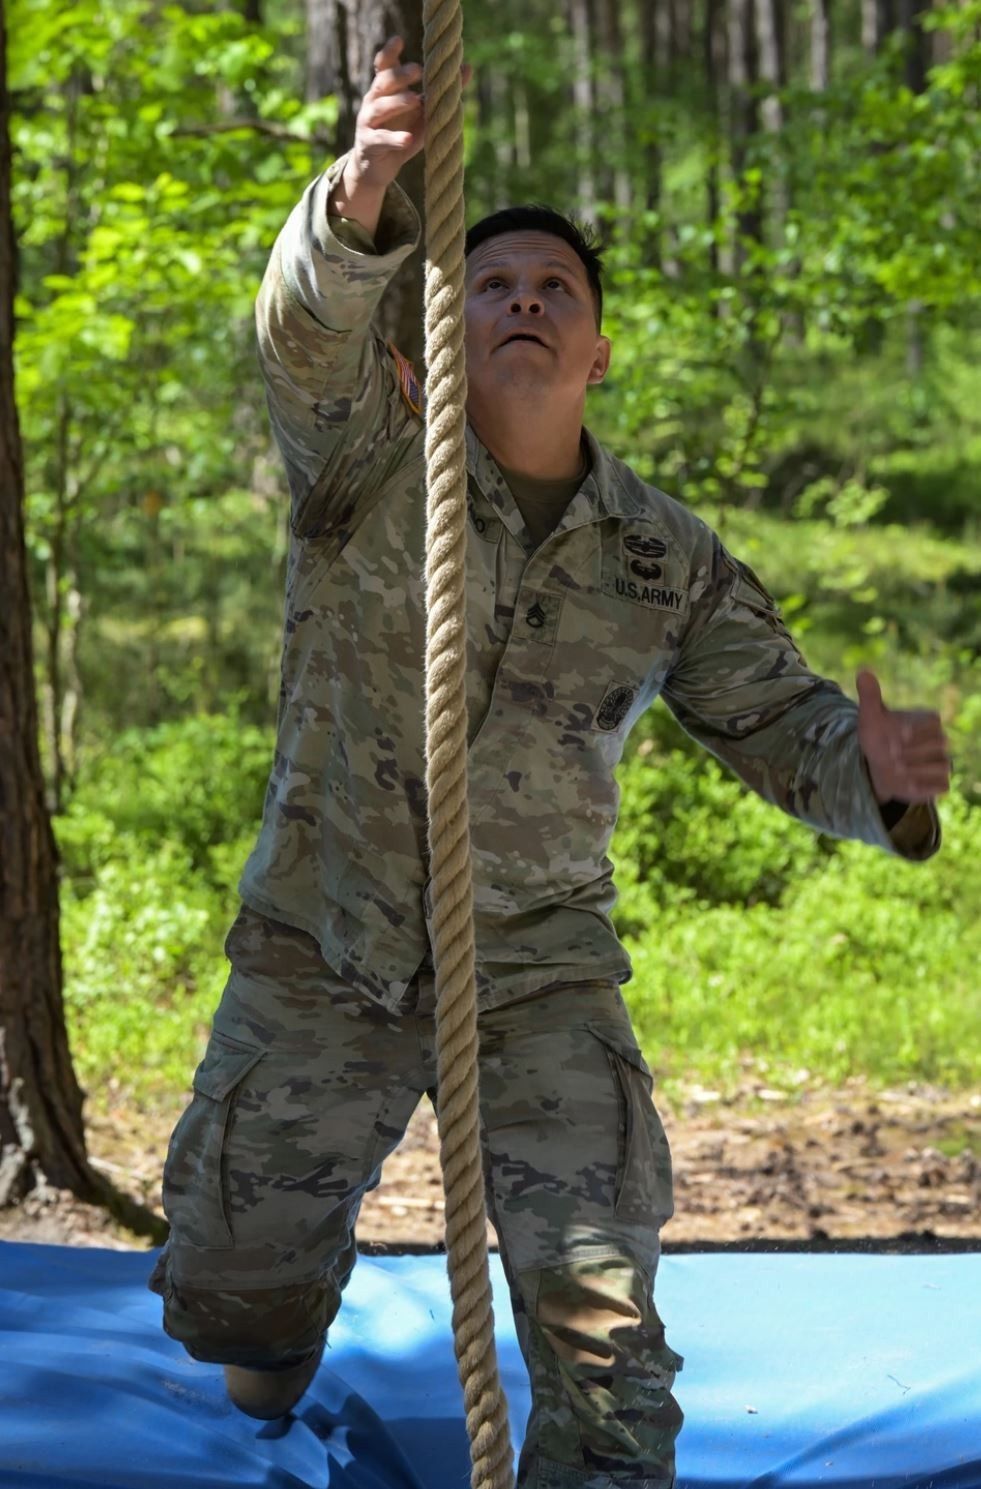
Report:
464,205,605,327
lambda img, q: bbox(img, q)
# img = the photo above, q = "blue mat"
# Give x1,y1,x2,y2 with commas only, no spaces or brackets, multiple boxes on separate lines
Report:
0,1243,978,1488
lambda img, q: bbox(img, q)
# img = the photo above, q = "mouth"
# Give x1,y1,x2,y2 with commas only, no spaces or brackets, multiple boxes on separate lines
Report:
497,330,549,349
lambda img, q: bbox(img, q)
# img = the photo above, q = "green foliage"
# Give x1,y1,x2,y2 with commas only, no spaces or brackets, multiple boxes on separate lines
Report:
621,786,980,1094
55,713,270,1108
58,712,273,880
10,0,315,742
611,747,829,932
60,839,233,1108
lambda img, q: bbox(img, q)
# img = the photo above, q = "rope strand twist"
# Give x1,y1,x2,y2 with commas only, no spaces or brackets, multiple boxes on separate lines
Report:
421,3,515,1487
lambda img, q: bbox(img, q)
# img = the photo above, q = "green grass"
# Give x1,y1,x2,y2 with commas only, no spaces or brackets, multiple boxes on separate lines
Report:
619,789,980,1097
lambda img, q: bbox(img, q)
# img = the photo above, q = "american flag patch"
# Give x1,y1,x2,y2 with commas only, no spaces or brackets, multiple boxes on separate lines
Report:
387,341,424,417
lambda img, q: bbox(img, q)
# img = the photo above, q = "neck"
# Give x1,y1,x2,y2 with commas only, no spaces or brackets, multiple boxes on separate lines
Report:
467,394,586,480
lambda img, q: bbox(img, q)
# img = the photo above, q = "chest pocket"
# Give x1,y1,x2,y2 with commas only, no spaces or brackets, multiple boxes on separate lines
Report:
547,525,687,735
600,526,690,623
500,523,687,744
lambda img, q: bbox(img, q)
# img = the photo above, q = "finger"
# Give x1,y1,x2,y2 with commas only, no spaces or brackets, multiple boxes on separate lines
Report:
364,91,424,127
361,123,424,157
461,62,474,86
856,669,885,715
894,741,952,767
897,779,951,803
372,34,404,74
893,763,952,795
370,60,424,97
895,716,947,746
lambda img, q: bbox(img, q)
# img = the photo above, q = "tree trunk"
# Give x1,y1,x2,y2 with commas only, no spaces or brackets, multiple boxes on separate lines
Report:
898,0,930,92
754,0,787,236
727,0,761,259
809,0,831,90
0,0,164,1242
595,0,631,218
674,0,694,58
705,0,723,279
569,0,598,223
306,0,426,368
862,0,895,54
638,0,662,246
656,0,678,69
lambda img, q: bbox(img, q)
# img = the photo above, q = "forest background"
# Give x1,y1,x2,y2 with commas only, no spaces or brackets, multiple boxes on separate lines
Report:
6,0,980,1171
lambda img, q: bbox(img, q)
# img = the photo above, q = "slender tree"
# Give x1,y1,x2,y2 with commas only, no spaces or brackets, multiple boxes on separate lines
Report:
862,0,894,54
704,0,724,277
809,0,831,91
754,0,787,234
0,0,164,1241
569,0,598,222
637,0,663,254
727,0,762,257
595,0,631,217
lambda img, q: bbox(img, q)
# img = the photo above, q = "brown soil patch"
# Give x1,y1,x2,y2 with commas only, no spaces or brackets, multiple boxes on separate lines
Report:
1,1080,977,1251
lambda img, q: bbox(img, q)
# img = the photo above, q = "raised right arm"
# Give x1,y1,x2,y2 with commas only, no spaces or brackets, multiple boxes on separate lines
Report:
255,158,420,537
255,37,435,539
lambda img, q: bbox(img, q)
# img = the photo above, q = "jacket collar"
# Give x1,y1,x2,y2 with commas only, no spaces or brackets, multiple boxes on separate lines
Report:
465,423,651,536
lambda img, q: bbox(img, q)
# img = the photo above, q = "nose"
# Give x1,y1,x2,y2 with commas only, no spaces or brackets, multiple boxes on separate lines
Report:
509,293,543,315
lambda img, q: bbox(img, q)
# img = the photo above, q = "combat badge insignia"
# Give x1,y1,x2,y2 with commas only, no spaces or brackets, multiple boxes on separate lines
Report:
387,341,424,416
623,533,668,560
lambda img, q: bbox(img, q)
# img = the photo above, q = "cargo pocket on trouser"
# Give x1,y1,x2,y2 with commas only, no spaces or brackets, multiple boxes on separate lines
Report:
586,1025,674,1232
515,1255,684,1489
161,1030,266,1251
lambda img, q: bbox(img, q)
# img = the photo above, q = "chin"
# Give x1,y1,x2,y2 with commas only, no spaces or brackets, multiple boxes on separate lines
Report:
496,367,553,396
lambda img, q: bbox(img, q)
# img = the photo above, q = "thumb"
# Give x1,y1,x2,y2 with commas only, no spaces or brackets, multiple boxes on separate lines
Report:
856,668,886,717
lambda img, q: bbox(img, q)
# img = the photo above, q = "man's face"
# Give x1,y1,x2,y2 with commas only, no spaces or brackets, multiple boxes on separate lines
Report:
464,231,611,407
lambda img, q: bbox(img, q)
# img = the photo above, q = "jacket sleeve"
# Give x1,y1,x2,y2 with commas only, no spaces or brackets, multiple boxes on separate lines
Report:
255,153,423,539
661,535,941,861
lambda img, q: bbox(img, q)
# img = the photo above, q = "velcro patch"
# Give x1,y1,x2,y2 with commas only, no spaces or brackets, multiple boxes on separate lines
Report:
387,341,424,417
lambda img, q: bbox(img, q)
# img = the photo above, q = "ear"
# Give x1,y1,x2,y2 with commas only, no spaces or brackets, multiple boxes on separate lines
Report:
587,336,611,387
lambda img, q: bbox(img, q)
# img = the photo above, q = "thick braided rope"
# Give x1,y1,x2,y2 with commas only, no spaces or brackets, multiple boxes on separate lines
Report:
421,5,515,1489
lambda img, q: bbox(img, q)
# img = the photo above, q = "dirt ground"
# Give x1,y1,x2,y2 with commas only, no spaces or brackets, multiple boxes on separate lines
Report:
2,1078,977,1252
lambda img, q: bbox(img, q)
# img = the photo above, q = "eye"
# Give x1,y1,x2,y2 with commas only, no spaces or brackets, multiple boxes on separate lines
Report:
482,276,506,291
544,276,568,291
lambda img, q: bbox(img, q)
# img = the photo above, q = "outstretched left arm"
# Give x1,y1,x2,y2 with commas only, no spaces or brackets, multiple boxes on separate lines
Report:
661,539,946,862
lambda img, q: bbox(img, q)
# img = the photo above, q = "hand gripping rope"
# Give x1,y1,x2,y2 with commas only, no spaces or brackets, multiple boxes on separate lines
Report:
421,2,516,1486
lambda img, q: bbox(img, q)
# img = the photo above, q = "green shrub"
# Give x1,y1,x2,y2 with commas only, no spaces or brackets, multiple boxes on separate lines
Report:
622,785,980,1093
611,745,830,934
60,712,272,881
59,837,237,1110
54,715,268,1109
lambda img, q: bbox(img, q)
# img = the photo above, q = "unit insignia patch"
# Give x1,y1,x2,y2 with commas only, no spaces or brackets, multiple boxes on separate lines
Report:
596,684,637,731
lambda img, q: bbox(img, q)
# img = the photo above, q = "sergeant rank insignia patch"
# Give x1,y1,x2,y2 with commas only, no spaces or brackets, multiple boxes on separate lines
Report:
387,341,424,416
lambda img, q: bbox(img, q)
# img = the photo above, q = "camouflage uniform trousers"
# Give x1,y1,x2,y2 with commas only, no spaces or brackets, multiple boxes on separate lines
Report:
148,905,683,1488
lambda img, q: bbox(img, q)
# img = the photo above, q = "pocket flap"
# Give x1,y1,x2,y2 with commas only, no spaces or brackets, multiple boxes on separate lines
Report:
586,1023,653,1083
191,1033,264,1102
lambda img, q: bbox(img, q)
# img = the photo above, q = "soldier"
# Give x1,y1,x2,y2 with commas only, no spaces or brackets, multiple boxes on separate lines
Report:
148,35,950,1489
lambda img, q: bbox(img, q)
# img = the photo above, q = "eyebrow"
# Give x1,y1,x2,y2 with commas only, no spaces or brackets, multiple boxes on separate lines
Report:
468,258,584,280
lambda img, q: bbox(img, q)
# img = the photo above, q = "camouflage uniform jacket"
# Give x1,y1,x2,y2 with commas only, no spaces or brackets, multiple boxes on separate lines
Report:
239,156,940,1011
